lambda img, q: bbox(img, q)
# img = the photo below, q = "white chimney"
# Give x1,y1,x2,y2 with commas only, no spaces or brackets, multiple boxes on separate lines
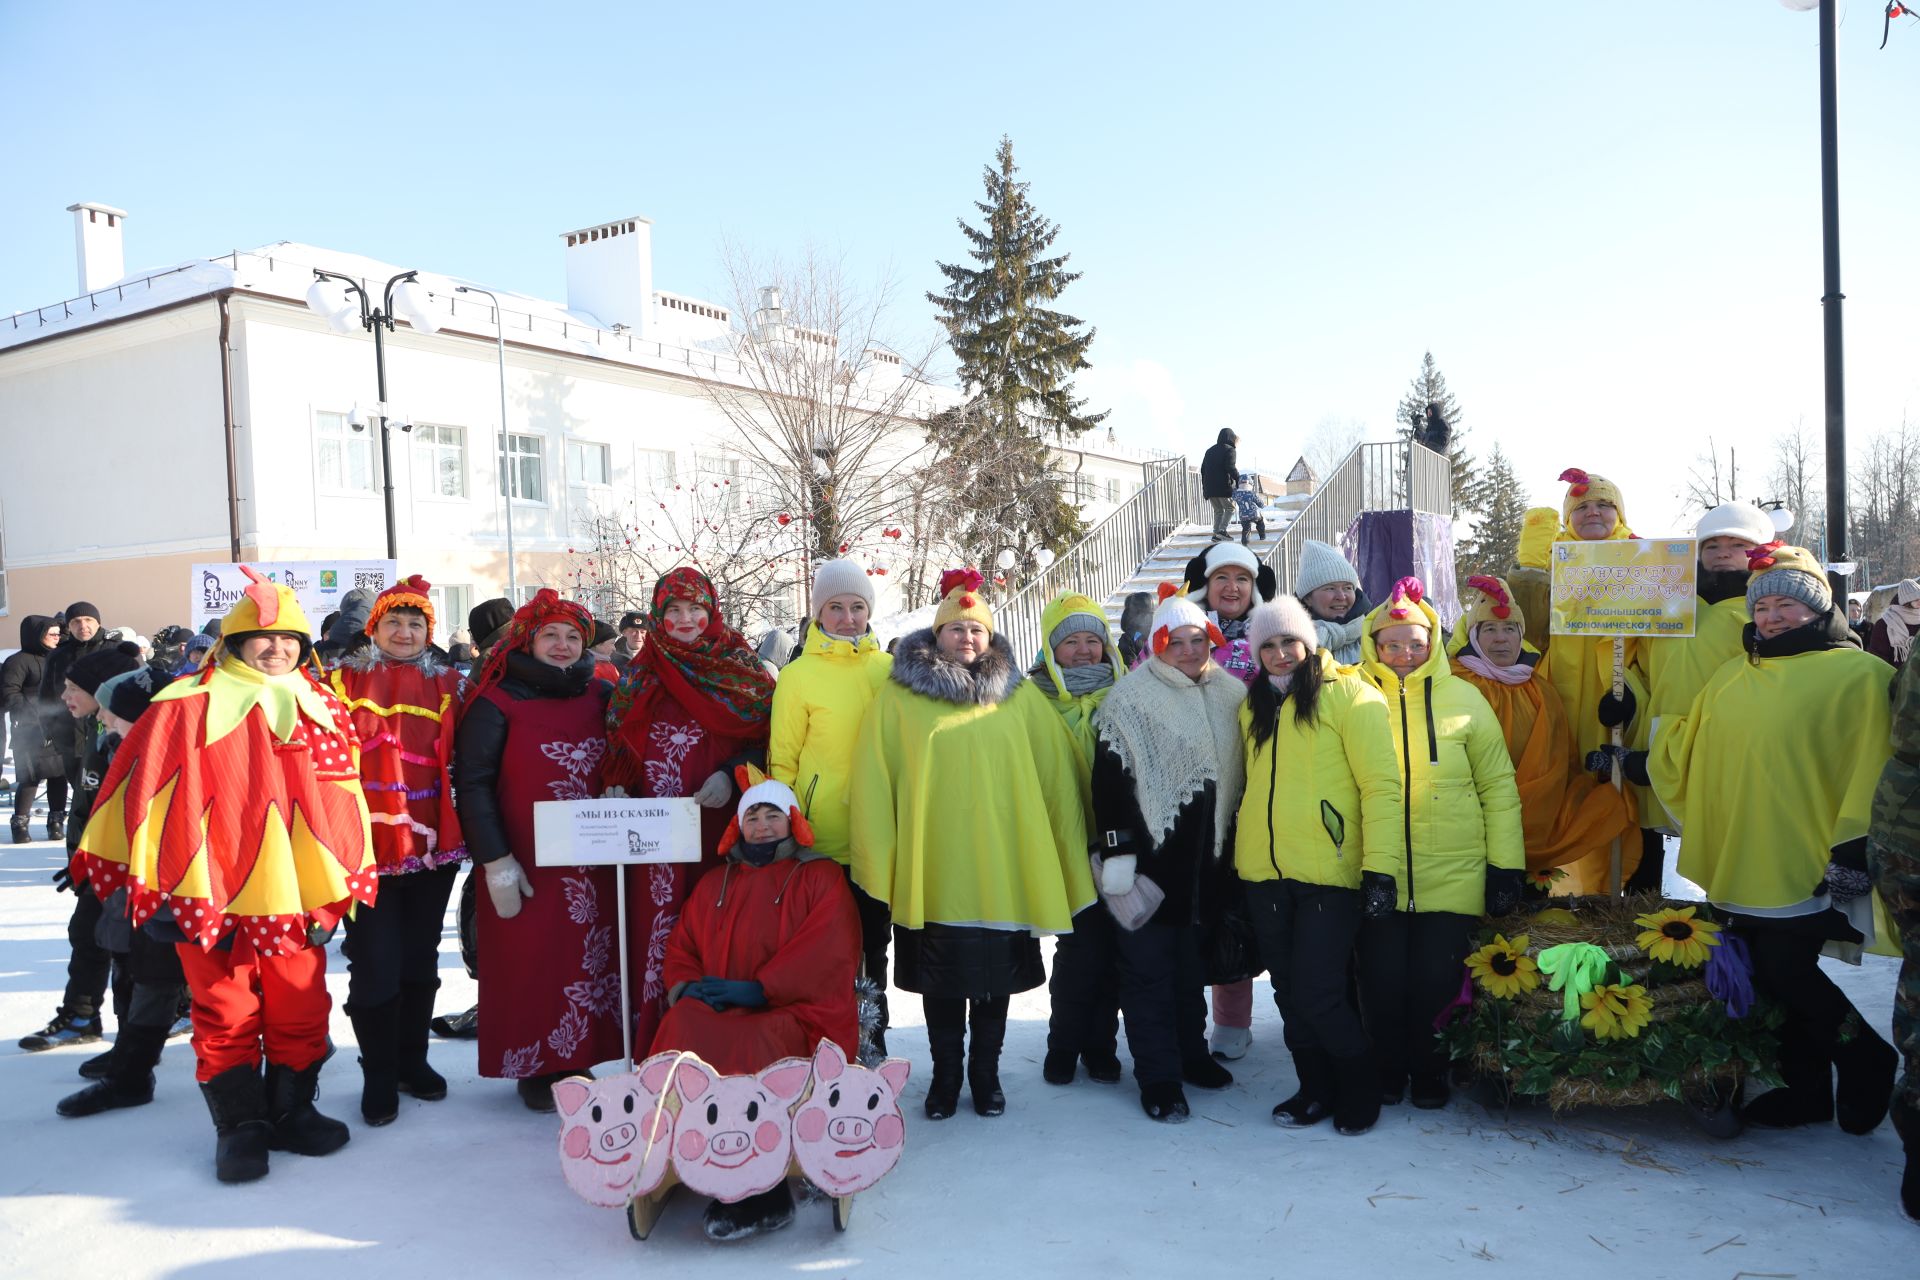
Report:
561,215,654,336
67,202,128,293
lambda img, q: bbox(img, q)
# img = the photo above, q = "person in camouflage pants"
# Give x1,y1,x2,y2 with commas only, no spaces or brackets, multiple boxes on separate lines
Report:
1868,653,1920,1222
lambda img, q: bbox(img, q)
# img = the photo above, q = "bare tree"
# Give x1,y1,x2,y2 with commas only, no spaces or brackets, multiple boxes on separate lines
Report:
1301,415,1367,483
1850,417,1920,585
1679,437,1741,511
1765,417,1824,547
693,243,946,607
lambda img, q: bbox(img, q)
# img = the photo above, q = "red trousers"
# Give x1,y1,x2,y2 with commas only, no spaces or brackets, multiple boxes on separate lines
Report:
176,936,332,1083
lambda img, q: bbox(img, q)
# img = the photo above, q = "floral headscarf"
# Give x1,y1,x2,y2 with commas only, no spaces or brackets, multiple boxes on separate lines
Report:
606,568,774,774
468,588,595,696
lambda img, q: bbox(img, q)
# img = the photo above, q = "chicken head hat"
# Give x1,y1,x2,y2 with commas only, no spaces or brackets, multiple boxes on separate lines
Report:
1745,543,1831,617
216,565,316,666
716,764,815,855
1149,582,1224,657
932,567,994,634
1369,577,1432,634
1558,467,1630,537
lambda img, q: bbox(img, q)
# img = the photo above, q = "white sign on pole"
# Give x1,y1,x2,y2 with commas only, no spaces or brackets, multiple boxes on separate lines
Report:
191,560,397,631
533,798,704,867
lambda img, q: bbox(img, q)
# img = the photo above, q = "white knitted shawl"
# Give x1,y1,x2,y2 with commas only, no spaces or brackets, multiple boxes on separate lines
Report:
1093,657,1248,860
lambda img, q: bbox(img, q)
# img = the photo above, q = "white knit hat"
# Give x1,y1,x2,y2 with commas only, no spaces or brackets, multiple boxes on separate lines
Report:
1199,542,1261,581
810,558,874,618
1245,597,1315,658
1295,540,1359,598
1695,502,1778,547
1149,587,1222,658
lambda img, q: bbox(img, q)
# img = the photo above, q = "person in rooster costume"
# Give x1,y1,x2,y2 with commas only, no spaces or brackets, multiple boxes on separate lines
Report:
73,567,376,1184
328,574,466,1126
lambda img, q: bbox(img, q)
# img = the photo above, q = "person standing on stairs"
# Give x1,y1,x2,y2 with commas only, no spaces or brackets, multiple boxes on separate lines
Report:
1232,473,1267,546
1202,429,1239,543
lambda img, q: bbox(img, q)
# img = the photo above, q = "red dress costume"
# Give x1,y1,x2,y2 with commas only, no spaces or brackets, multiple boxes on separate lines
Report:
454,591,623,1081
605,568,776,1057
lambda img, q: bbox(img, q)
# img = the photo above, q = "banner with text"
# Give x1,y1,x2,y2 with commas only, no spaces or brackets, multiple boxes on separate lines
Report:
1549,539,1698,639
191,560,397,632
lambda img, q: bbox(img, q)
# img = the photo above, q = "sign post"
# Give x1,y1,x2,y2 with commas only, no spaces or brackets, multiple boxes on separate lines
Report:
1549,538,1698,895
534,797,702,1069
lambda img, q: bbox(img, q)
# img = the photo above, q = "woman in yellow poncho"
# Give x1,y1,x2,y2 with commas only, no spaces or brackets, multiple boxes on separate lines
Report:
850,570,1094,1122
1449,575,1634,878
1646,546,1898,1134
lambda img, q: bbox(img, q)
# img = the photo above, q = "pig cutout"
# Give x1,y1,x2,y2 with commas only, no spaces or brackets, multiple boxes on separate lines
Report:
555,1054,679,1208
792,1040,910,1196
670,1056,812,1201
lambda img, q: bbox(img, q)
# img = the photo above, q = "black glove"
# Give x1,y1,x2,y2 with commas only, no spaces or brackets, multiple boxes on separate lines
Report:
1597,687,1637,729
1823,838,1872,904
51,864,74,894
1584,746,1650,788
305,920,338,948
1485,866,1525,918
1361,871,1397,920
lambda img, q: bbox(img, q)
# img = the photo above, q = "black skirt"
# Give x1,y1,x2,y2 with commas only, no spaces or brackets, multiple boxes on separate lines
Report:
893,922,1044,1000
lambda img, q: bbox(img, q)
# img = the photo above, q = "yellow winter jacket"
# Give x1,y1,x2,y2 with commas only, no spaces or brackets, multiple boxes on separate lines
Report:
1357,598,1526,915
1234,652,1403,889
767,629,891,864
1651,645,1894,912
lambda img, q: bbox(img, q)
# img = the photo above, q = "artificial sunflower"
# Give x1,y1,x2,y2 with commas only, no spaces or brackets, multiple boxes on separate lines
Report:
1579,982,1653,1041
1466,933,1540,999
1527,867,1568,889
1634,906,1722,969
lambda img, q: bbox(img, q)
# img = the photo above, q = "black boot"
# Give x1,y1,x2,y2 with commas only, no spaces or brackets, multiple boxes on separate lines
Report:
1745,1035,1835,1128
10,815,28,844
347,997,401,1126
79,1046,117,1080
397,982,448,1101
1332,1054,1382,1135
1409,1071,1450,1110
1272,1048,1334,1129
1893,1104,1920,1223
1042,1047,1078,1085
58,1022,166,1117
1832,1011,1897,1136
200,1064,271,1183
46,812,64,843
265,1059,351,1156
923,1003,965,1121
701,1182,797,1242
968,999,1008,1117
1182,1055,1233,1090
1141,1081,1190,1123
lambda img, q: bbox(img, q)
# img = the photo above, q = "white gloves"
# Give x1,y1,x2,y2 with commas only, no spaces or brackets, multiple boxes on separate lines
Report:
602,785,628,799
1100,854,1138,896
692,771,732,809
485,856,535,919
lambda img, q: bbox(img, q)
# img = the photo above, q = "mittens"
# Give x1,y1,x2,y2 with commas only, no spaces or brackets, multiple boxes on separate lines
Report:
1596,687,1637,729
1484,866,1525,918
1101,854,1138,896
1584,746,1650,788
484,855,535,920
1362,871,1397,920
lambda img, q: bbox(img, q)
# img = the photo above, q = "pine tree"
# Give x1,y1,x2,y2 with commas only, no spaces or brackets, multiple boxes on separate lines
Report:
1467,444,1527,578
1395,351,1483,559
926,137,1102,577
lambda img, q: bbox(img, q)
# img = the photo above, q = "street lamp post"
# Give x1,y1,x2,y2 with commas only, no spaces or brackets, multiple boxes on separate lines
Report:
1814,0,1848,594
305,268,441,560
455,284,519,602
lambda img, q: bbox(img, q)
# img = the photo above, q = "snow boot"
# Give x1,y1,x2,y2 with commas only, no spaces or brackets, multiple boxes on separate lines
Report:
1042,1047,1078,1085
1183,1055,1233,1090
10,815,29,844
347,997,401,1127
200,1064,272,1184
18,1007,102,1052
1409,1071,1450,1110
79,1047,117,1080
431,1003,479,1040
1141,1081,1190,1123
1083,1049,1123,1084
967,1000,1008,1117
1332,1055,1382,1135
1272,1049,1334,1129
1744,1035,1834,1128
265,1059,351,1157
1832,1012,1897,1136
518,1069,581,1113
1209,1024,1252,1061
57,1022,165,1118
396,982,448,1101
45,812,64,843
923,1014,965,1121
1894,1104,1920,1223
701,1183,796,1242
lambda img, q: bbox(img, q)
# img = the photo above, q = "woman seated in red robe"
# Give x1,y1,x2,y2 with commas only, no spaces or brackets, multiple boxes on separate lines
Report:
651,768,860,1242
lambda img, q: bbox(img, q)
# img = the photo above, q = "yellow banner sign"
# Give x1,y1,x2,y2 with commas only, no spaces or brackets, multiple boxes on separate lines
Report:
1549,539,1698,638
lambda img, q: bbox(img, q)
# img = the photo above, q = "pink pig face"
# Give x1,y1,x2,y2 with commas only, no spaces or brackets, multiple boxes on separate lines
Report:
554,1055,677,1208
670,1056,812,1201
792,1040,910,1194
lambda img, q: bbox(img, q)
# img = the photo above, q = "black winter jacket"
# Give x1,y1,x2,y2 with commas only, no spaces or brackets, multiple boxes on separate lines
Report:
451,651,608,866
1200,429,1239,499
2,615,61,782
1089,740,1233,929
40,630,112,773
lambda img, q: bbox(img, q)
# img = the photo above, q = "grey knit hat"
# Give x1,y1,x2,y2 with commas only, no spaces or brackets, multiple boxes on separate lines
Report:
1746,545,1832,617
811,558,874,618
1295,540,1359,599
1048,610,1108,651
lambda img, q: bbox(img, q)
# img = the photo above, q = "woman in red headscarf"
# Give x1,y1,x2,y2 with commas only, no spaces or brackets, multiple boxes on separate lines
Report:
453,589,620,1112
605,567,776,1056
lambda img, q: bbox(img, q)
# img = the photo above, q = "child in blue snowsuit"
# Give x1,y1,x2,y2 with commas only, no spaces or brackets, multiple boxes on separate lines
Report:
1232,475,1266,546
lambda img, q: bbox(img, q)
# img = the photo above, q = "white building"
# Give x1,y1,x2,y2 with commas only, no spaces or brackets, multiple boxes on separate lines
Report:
0,206,1180,635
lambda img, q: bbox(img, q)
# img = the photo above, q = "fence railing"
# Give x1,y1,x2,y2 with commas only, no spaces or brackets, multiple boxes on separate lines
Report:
996,456,1204,663
1263,440,1451,596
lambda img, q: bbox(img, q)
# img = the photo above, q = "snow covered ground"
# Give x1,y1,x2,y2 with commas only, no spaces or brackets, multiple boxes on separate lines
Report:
0,830,1909,1279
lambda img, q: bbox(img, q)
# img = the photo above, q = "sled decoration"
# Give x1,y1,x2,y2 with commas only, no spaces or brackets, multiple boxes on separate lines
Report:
556,1039,910,1238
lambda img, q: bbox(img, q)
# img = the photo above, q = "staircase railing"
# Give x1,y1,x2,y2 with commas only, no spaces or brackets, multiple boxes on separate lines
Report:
996,456,1204,663
1264,440,1450,596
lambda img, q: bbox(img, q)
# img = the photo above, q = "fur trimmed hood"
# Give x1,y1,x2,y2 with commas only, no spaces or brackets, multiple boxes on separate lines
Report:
890,628,1022,706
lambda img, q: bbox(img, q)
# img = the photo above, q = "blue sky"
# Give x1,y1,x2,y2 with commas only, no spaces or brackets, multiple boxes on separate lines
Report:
5,1,1917,538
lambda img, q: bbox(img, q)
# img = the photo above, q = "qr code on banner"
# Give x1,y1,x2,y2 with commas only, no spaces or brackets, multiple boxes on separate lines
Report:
354,571,388,591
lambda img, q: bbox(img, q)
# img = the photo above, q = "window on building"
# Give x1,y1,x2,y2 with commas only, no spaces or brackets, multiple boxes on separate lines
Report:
1073,474,1096,504
637,449,676,491
567,440,612,486
695,451,748,513
316,410,377,492
426,584,472,641
413,424,467,498
499,432,544,502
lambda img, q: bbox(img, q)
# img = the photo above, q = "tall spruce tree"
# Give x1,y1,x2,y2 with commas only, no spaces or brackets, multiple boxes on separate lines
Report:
927,137,1103,578
1468,444,1527,578
1395,351,1483,561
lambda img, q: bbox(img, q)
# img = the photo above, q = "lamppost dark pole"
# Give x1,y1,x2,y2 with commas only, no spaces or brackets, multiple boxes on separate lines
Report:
307,268,435,560
1816,0,1847,592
